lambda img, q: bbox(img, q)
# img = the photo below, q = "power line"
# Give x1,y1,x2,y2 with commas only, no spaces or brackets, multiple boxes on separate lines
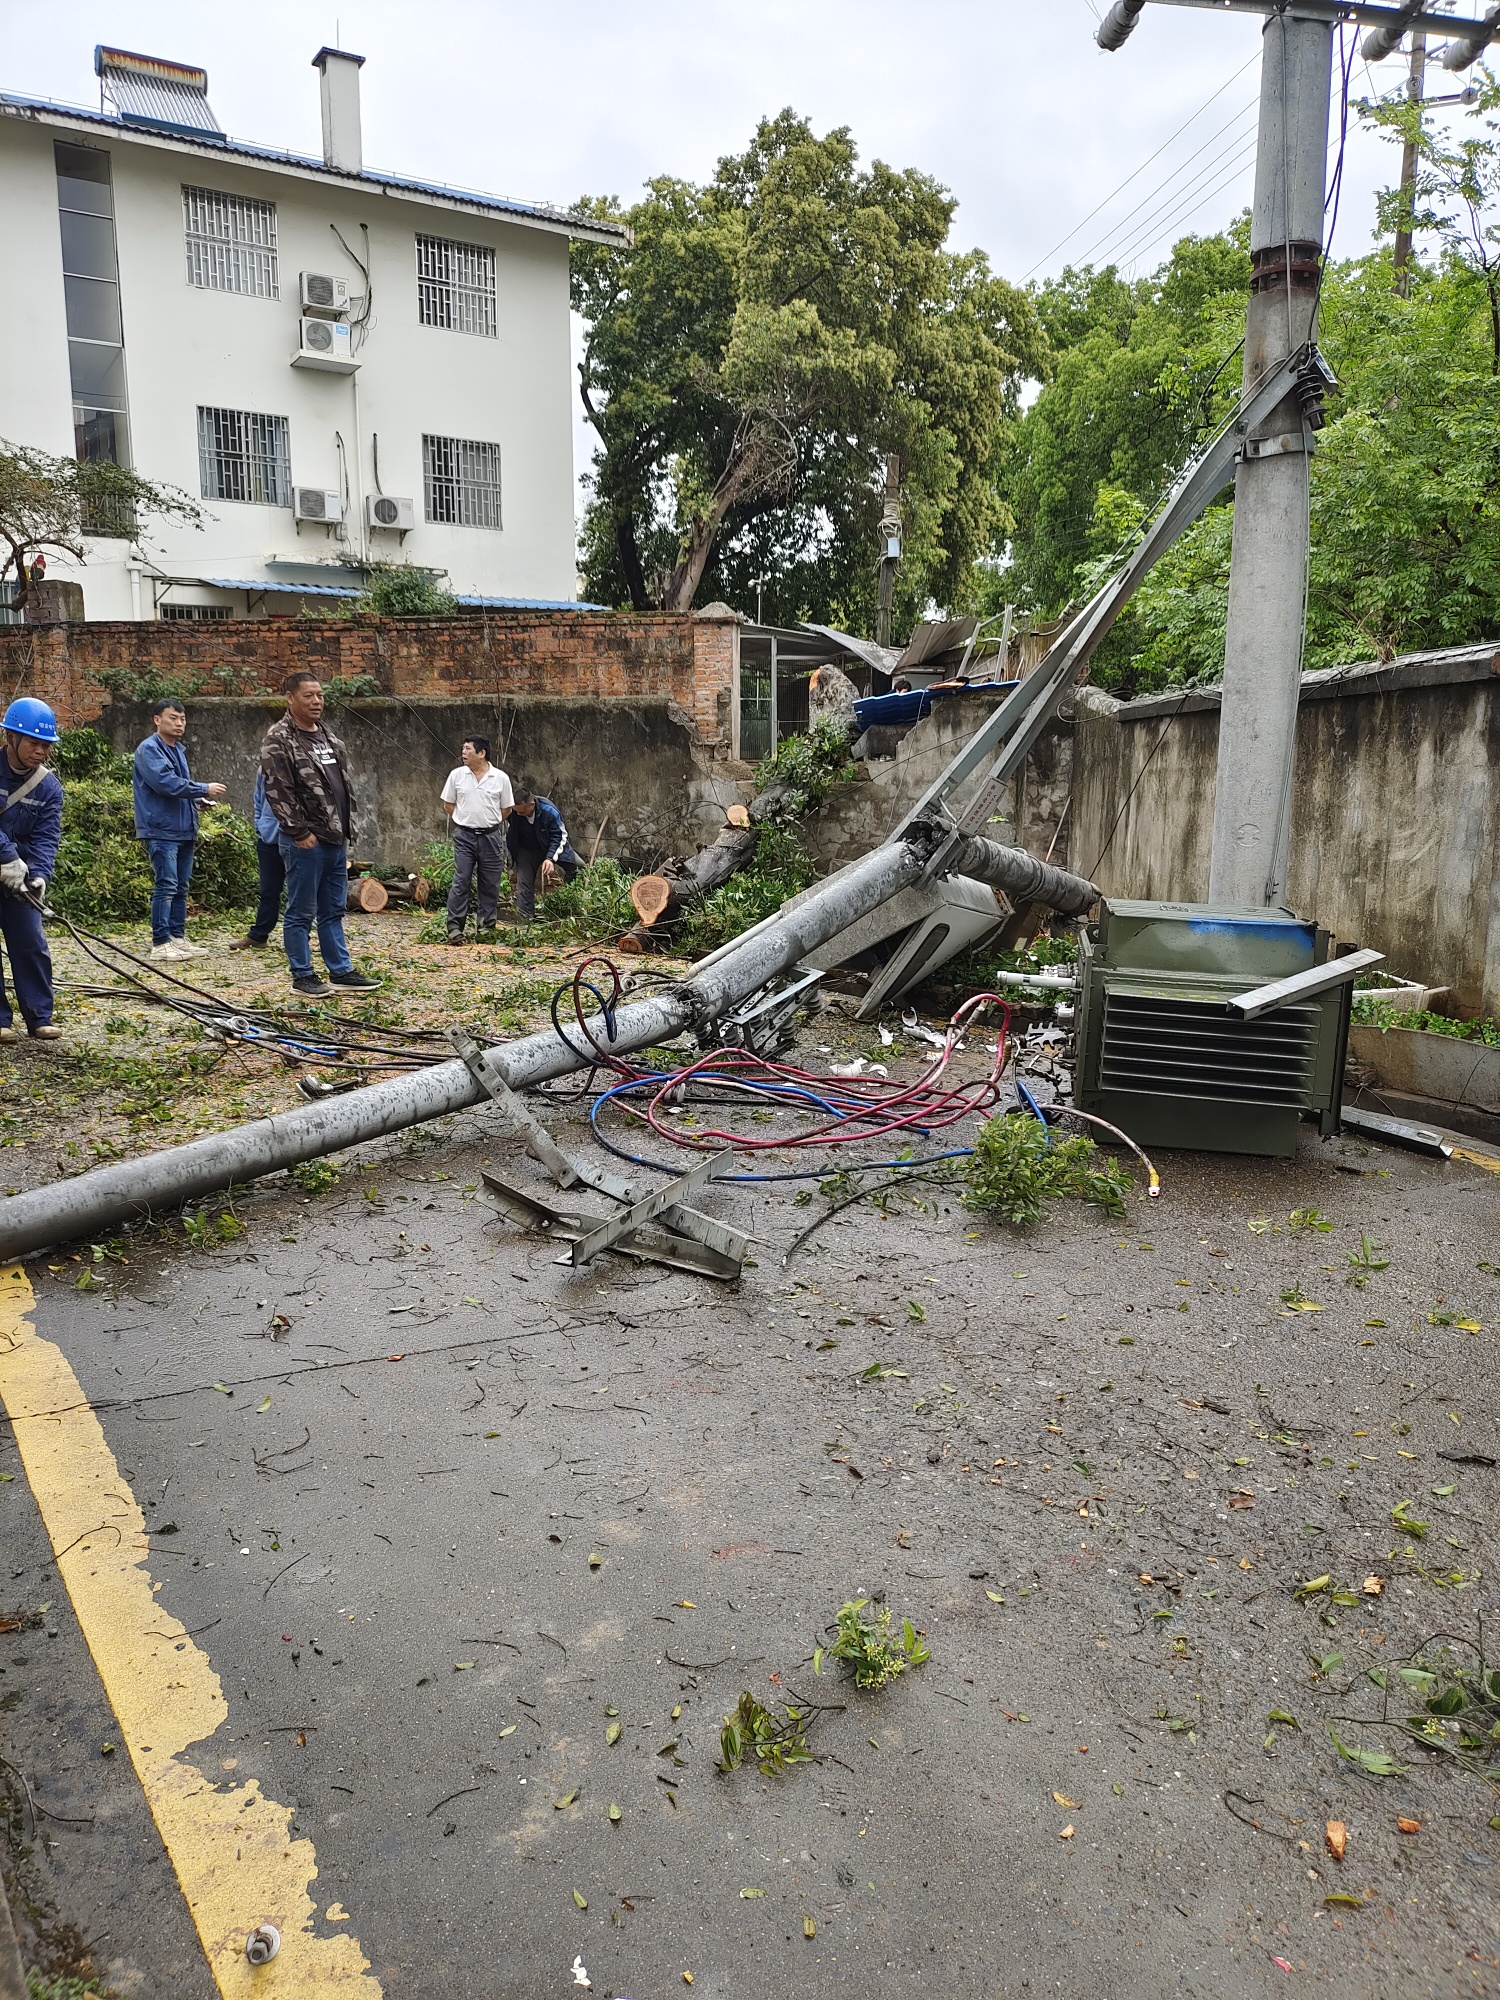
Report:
1097,138,1259,267
1080,127,1259,268
1065,101,1259,268
1022,46,1262,277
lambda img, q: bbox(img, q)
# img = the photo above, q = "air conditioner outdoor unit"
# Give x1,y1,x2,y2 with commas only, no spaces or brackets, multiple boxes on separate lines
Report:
292,317,356,372
294,487,344,524
366,493,416,532
300,271,351,316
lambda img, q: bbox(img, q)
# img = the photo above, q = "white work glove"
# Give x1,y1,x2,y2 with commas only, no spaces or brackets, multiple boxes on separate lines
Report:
0,859,27,892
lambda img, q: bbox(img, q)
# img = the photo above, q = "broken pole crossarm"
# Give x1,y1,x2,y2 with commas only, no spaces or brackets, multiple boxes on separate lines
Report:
938,833,1100,918
888,345,1309,848
0,840,931,1263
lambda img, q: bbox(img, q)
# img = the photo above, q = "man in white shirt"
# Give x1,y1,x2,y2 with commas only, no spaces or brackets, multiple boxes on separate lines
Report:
439,735,514,944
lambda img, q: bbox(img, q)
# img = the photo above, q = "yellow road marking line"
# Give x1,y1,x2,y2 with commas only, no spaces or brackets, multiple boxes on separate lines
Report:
0,1268,380,1997
1451,1146,1500,1176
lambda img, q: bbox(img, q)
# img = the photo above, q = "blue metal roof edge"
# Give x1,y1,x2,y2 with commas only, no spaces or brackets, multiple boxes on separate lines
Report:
0,90,627,241
199,576,361,597
455,595,609,611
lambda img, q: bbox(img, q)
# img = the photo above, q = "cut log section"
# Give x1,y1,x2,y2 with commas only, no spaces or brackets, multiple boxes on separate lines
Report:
630,875,677,928
356,876,390,913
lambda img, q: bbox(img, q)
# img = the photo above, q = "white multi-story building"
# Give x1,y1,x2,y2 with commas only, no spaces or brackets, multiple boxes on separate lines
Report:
0,44,625,620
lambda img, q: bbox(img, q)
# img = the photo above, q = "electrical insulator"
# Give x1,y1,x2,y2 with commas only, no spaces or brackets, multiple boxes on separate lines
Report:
1361,1,1424,63
1442,3,1500,69
1096,0,1147,52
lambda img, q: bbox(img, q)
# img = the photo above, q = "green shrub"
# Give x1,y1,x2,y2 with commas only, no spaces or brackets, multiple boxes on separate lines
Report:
964,1111,1131,1228
753,719,859,824
188,804,258,909
539,855,638,938
356,563,456,617
417,839,455,899
52,726,131,783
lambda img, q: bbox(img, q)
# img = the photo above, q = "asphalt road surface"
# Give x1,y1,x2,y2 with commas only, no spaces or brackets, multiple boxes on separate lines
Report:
4,1102,1499,2000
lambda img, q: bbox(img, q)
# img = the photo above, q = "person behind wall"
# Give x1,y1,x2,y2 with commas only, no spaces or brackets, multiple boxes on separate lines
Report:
259,672,379,999
504,787,580,923
0,698,64,1043
440,734,513,946
132,696,226,964
227,769,286,952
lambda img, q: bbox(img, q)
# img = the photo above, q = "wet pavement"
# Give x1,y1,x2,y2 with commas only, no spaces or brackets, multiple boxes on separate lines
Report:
4,1090,1500,1999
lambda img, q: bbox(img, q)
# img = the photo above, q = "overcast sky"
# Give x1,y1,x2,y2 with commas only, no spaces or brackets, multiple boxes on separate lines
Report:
8,1,1470,493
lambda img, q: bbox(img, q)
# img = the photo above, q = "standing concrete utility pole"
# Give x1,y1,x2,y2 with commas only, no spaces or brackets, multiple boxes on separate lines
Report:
1210,12,1334,907
1099,2,1499,904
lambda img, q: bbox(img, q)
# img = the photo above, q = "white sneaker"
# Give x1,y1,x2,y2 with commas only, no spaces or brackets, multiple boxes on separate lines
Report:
149,941,187,963
173,941,210,960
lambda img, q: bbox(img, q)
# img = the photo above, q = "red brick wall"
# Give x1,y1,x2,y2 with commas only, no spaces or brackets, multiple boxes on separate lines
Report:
0,611,740,753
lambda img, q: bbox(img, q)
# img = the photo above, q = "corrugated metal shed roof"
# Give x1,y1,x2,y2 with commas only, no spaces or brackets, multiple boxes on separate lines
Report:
455,596,608,611
0,90,629,245
197,576,361,598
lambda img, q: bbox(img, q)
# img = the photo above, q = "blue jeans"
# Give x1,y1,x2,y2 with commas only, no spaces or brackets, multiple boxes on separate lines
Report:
250,837,286,944
146,837,196,944
0,892,53,1028
279,836,353,980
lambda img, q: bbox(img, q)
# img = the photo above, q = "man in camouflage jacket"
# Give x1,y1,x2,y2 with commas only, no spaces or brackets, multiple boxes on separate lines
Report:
259,671,378,997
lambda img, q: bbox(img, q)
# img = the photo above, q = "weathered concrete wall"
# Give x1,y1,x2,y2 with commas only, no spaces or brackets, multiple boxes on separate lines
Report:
0,608,739,755
805,692,1073,873
99,697,743,874
1071,643,1500,1018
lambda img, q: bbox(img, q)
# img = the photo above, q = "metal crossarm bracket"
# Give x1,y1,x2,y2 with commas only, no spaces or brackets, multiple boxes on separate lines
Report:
889,345,1316,857
480,1172,744,1280
570,1150,732,1267
449,1027,583,1186
454,1029,749,1277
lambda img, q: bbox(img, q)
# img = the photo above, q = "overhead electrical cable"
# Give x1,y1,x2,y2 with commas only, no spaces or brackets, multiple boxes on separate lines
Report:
1083,133,1260,269
1097,140,1261,268
1023,46,1262,277
1062,103,1259,270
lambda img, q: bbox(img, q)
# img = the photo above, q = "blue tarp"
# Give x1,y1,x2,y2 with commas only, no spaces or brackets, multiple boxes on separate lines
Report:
853,680,1017,733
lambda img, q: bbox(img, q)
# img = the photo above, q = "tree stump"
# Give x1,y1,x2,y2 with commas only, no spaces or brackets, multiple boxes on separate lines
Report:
356,876,390,913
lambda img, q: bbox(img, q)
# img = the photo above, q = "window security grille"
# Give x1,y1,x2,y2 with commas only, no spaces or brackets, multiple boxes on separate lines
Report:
197,406,292,506
183,186,278,298
422,434,502,529
416,234,496,337
160,603,232,622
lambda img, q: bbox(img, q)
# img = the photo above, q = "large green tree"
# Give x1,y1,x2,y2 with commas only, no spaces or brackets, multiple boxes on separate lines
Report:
571,112,1044,629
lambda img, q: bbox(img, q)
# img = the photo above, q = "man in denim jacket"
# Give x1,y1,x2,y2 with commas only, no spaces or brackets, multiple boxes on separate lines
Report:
132,697,225,963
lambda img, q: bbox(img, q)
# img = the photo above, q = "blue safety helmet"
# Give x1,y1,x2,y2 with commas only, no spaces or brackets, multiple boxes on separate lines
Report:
1,698,60,744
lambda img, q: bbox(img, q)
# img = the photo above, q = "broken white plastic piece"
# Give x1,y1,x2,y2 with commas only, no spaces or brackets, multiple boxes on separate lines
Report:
245,1924,281,1965
572,1956,592,1988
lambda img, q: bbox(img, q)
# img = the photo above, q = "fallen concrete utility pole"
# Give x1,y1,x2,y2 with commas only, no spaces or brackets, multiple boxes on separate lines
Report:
0,831,1099,1262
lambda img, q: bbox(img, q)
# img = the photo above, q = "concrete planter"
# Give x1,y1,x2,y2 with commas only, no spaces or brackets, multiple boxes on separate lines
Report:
1348,1023,1500,1115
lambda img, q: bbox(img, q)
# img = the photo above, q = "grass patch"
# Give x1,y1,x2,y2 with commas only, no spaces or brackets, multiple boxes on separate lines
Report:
964,1110,1131,1228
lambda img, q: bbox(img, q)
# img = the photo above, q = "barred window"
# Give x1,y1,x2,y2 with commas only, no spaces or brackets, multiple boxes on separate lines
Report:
183,185,278,298
160,603,231,622
422,434,502,529
416,234,496,337
197,406,291,506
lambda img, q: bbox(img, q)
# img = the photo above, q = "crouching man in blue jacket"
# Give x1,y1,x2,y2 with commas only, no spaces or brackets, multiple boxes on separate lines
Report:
0,698,64,1043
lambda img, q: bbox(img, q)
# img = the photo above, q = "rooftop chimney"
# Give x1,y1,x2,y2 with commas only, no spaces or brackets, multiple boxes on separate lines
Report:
312,47,364,175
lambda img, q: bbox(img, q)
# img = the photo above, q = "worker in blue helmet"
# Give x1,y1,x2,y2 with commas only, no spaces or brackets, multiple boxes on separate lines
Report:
0,698,64,1042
